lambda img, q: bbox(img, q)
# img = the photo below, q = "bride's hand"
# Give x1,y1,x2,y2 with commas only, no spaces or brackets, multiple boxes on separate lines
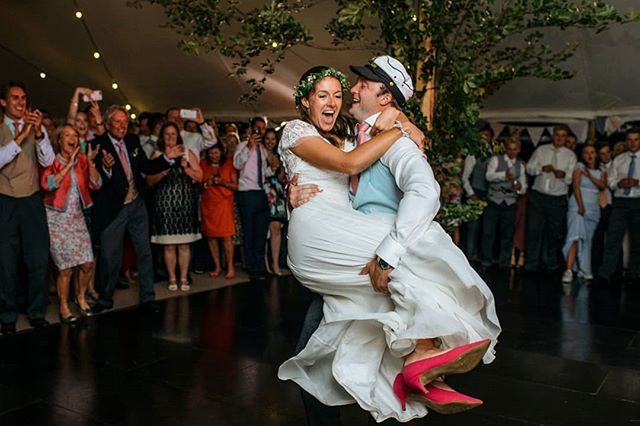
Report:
370,107,400,136
403,122,426,151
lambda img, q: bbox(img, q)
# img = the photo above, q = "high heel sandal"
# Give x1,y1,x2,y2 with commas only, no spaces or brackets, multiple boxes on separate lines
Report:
402,339,491,395
179,280,190,292
393,374,482,414
168,279,178,291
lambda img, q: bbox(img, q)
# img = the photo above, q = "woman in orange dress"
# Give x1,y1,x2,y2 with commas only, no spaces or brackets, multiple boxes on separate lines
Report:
201,144,238,279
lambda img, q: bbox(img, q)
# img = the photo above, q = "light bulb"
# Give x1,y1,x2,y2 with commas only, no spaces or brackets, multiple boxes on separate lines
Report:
111,82,119,90
75,11,83,19
125,104,131,111
130,113,137,120
93,52,100,59
39,72,46,79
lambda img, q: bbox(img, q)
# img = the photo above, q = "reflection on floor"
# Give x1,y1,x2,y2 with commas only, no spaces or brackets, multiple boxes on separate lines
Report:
0,270,639,425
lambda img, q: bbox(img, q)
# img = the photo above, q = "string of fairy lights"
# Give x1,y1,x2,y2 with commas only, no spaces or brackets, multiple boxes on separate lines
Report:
71,1,137,120
13,1,138,120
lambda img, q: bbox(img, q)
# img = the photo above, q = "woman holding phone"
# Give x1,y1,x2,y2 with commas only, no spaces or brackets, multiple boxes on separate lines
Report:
146,122,203,291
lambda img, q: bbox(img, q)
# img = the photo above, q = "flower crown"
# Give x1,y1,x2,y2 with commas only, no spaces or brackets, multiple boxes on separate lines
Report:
293,68,351,111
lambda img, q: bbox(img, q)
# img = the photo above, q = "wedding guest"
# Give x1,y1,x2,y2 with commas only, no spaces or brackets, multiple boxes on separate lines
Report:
41,124,102,322
461,127,493,262
597,129,640,283
0,81,55,334
138,112,152,145
201,144,238,279
67,87,106,142
525,125,577,273
224,122,239,136
184,120,199,133
41,110,56,139
613,141,628,158
90,106,183,314
142,113,164,158
565,134,578,152
233,116,272,280
562,145,606,282
263,128,287,275
481,138,527,270
221,132,244,249
165,107,217,156
147,122,203,291
592,143,613,275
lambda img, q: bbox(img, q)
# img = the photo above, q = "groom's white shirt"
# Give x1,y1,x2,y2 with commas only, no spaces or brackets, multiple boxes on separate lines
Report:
349,112,441,268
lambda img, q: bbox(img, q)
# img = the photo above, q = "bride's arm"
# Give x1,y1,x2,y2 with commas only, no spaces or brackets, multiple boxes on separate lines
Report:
290,127,403,175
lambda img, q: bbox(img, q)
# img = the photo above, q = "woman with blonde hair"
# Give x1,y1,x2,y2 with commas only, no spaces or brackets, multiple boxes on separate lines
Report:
41,124,102,322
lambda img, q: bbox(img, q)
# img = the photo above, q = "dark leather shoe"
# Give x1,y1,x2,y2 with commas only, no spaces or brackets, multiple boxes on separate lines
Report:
29,318,50,328
90,304,110,315
141,301,160,314
116,281,131,290
1,322,16,335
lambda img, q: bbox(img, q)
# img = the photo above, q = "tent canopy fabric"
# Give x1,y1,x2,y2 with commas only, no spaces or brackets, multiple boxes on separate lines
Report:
1,0,639,122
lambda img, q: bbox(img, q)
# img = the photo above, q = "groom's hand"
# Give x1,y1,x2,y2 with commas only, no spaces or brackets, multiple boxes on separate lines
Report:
287,173,322,209
360,258,392,294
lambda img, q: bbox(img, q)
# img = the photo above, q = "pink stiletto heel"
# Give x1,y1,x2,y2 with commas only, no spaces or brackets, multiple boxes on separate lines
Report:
402,339,491,391
393,374,483,414
393,374,409,411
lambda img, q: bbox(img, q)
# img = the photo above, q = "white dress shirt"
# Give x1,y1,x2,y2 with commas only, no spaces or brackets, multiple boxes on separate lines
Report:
361,113,441,268
233,140,273,191
181,123,217,157
607,150,640,198
0,116,54,169
526,144,576,196
485,154,528,195
461,155,477,197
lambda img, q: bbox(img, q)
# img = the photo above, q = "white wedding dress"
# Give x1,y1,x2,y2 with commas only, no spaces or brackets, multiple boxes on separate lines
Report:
277,120,501,423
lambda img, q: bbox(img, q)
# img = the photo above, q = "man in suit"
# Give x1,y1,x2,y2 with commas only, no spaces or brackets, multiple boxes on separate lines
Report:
288,56,437,425
0,81,55,334
90,105,183,314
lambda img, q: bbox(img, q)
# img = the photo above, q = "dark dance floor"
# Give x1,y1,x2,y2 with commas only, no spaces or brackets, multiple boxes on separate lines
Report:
1,271,639,425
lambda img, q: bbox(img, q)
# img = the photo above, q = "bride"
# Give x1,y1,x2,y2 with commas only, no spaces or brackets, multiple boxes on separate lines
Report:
277,64,501,423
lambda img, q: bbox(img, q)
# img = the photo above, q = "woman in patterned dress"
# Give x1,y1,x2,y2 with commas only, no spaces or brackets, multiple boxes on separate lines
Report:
41,124,102,322
146,123,203,291
263,128,288,275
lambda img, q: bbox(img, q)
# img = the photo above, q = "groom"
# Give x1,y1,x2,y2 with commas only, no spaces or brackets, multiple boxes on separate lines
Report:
290,56,440,425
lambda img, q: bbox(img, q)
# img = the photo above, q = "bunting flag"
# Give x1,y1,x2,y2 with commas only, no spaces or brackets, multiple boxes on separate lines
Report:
526,127,545,147
605,116,623,135
489,122,506,139
568,122,588,143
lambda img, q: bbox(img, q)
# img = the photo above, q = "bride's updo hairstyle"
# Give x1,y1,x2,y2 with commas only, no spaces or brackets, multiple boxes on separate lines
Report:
294,66,356,147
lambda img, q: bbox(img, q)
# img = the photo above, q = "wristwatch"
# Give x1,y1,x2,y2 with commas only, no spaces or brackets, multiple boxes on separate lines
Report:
377,256,393,271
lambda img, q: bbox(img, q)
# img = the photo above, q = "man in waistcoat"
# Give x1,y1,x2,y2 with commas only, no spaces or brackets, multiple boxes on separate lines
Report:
0,81,55,334
462,128,493,262
481,138,527,270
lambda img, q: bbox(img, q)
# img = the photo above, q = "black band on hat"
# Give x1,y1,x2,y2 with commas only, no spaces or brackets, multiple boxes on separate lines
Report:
365,63,406,107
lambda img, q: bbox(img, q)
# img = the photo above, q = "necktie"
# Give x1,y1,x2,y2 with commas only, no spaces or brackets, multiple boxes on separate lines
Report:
256,144,263,187
12,120,21,136
625,154,636,195
115,140,132,180
350,123,371,194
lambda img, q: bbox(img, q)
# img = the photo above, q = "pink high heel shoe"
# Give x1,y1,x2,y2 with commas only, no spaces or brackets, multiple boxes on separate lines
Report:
402,339,491,395
393,374,483,414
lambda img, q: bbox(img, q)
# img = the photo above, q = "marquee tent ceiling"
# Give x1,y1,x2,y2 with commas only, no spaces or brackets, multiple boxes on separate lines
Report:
1,0,639,122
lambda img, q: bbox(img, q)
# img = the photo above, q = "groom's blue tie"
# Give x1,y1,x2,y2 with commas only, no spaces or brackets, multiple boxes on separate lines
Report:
625,154,636,195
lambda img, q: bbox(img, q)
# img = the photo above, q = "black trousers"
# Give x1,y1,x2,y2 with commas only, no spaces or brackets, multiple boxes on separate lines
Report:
525,190,567,272
0,193,50,323
464,189,486,261
237,190,269,275
96,197,155,308
481,200,516,268
598,197,640,279
591,204,612,276
296,295,402,426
